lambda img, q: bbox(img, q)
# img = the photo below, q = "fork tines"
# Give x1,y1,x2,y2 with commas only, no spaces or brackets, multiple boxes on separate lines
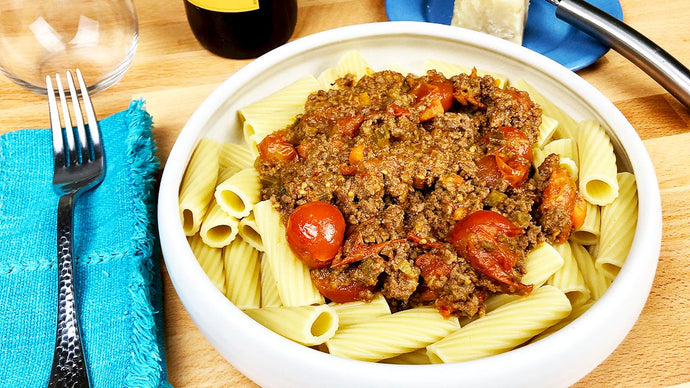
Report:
46,69,103,170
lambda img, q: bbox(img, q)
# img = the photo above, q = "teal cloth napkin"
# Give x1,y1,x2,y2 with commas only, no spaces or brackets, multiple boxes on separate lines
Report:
0,100,171,387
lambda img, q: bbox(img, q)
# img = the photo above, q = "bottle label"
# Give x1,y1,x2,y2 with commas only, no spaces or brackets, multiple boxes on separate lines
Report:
187,0,260,12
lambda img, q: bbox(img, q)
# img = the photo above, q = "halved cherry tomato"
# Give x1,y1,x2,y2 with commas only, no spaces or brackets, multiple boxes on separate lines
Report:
257,131,298,162
286,201,346,268
475,154,503,187
332,114,365,137
447,210,532,294
310,267,373,303
411,80,455,121
415,253,452,283
540,163,587,243
487,126,534,187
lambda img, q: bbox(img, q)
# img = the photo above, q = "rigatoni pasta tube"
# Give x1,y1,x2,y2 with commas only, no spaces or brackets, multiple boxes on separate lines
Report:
179,138,220,236
259,252,282,308
253,200,323,307
576,119,619,206
238,213,264,252
571,242,609,301
427,285,571,363
329,293,391,328
382,349,431,365
239,75,321,147
512,79,578,140
188,234,225,292
596,172,638,280
244,305,338,346
219,142,255,171
215,167,262,219
325,307,459,362
547,242,590,307
571,201,600,246
200,202,239,248
223,237,261,309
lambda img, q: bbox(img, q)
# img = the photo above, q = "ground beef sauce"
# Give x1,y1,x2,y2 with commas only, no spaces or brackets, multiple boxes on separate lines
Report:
256,69,584,319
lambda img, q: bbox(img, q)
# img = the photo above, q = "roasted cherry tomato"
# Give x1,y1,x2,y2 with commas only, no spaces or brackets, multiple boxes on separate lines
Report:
286,201,346,268
411,79,455,121
257,131,298,162
487,126,533,187
332,114,365,137
540,162,587,243
475,154,503,187
447,210,532,294
310,267,373,303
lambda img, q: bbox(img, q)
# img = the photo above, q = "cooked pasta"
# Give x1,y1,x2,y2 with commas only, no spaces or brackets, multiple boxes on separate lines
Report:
329,293,391,329
244,304,338,346
531,300,595,342
547,242,591,307
200,201,239,248
253,200,324,306
570,241,609,301
239,75,321,148
576,119,619,206
382,348,431,365
571,202,601,246
543,138,578,166
537,114,558,148
325,307,460,362
223,237,261,309
483,242,565,313
219,142,255,171
188,234,225,292
426,285,571,363
179,138,220,235
259,252,282,308
238,213,264,252
595,172,638,280
215,167,262,219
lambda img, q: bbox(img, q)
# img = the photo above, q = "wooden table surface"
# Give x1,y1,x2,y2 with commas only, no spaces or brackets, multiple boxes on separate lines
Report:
2,0,689,386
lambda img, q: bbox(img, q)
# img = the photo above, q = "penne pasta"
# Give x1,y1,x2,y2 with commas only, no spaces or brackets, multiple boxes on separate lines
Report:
547,242,591,307
215,167,262,219
188,234,225,292
595,172,638,280
427,285,571,363
576,119,619,206
179,138,220,236
253,200,324,306
244,305,338,346
571,202,601,246
238,212,264,252
329,293,391,328
325,307,460,362
200,201,239,248
223,237,261,309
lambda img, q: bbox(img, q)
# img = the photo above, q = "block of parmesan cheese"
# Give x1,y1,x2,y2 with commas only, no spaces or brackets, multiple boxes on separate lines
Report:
450,0,530,44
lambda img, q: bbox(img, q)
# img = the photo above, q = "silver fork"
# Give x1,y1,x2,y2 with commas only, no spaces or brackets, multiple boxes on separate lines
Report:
45,69,104,388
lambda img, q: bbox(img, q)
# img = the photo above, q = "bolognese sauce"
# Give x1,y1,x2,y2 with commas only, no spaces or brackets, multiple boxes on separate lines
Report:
256,69,585,318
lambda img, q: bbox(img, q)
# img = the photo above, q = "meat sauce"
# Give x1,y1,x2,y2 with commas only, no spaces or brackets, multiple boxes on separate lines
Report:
256,69,584,318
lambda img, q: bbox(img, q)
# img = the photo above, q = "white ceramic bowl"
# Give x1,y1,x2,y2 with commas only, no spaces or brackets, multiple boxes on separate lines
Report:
158,21,662,387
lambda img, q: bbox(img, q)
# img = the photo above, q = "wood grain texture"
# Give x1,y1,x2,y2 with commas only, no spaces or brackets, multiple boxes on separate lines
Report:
1,0,688,386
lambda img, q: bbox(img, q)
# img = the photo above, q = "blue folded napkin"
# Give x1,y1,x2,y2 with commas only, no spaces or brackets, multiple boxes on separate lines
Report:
0,100,171,387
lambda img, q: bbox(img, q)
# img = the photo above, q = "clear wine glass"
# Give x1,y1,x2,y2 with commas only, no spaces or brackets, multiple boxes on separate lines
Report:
0,0,138,94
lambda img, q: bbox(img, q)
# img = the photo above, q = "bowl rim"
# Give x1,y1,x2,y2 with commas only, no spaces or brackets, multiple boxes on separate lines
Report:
158,21,662,388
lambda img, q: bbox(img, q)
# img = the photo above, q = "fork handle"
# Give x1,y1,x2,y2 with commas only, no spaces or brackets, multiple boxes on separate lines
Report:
48,193,90,388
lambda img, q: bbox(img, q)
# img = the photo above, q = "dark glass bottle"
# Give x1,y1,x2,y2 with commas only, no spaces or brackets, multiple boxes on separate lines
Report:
184,0,298,59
